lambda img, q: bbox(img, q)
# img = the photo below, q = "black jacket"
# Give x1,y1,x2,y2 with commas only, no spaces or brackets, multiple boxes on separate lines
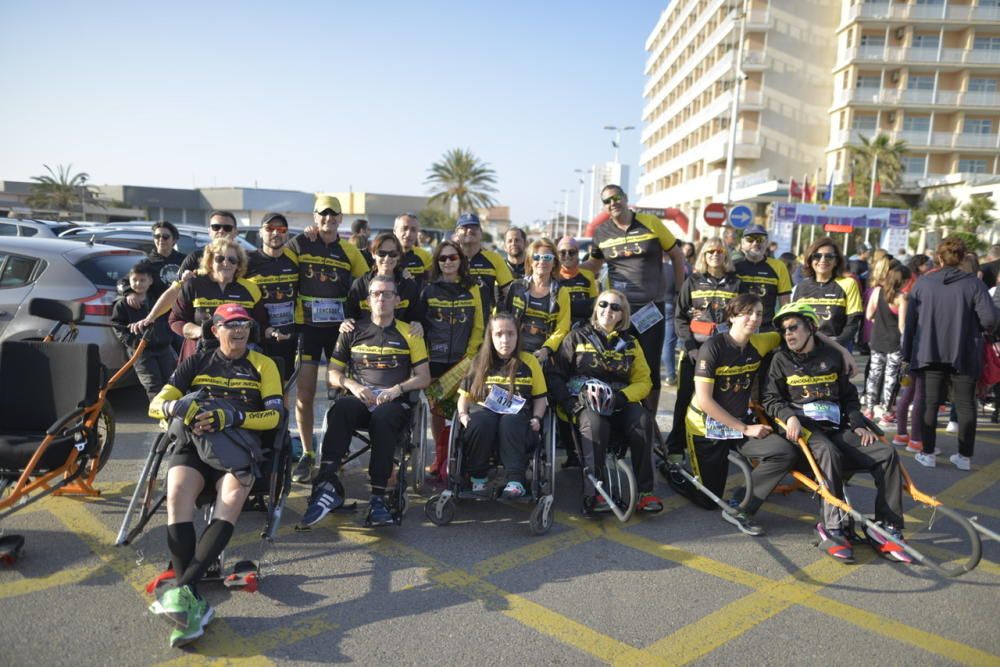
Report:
111,296,174,350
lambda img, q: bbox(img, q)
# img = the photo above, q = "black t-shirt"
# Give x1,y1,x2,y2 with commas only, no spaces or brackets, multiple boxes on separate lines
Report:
331,317,428,389
590,212,678,306
459,351,547,407
287,233,369,327
245,248,299,330
167,347,282,413
146,249,186,298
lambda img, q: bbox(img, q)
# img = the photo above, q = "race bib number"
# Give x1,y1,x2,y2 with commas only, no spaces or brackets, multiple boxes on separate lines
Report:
706,416,744,440
803,401,841,424
631,302,664,334
368,388,385,412
264,301,294,327
483,385,526,415
311,298,344,323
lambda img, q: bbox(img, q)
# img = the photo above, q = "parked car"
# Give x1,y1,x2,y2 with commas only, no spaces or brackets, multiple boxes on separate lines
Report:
0,237,145,372
0,218,80,238
58,226,255,256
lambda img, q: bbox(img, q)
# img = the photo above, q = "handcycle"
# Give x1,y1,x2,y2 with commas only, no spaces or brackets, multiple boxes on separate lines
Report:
653,438,756,518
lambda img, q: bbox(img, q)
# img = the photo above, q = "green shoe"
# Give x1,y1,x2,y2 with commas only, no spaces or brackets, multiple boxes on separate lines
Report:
149,585,196,629
168,595,214,648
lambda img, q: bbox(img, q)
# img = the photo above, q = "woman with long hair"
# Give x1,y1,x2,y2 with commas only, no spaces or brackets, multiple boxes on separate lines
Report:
863,262,910,426
456,313,547,498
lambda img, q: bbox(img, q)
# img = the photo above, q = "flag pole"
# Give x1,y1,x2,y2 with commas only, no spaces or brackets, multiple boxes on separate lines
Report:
866,154,878,244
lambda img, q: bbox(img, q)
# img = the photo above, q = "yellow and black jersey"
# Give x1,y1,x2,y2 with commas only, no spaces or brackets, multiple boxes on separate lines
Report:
735,257,791,329
246,248,299,330
550,324,651,405
401,247,433,286
590,212,678,307
676,272,742,349
559,268,599,325
506,258,526,280
413,280,485,365
171,275,267,331
762,339,865,430
331,317,428,389
345,271,420,323
791,276,863,346
288,233,369,327
459,351,547,406
149,347,282,430
468,249,514,314
501,279,571,354
687,331,781,436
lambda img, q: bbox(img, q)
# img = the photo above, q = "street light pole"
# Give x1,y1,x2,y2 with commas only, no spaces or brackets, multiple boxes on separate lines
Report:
603,125,635,164
722,0,749,207
561,189,573,237
574,168,591,237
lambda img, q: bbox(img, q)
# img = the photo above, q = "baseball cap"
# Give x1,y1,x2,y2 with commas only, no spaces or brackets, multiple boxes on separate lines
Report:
213,303,253,325
742,224,768,237
857,242,872,253
314,195,343,214
456,212,481,227
261,212,288,228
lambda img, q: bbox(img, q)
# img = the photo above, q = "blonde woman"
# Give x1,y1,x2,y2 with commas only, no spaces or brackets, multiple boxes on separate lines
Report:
500,237,571,364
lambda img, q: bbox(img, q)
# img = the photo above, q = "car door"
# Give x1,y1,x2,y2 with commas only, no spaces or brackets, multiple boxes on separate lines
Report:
0,252,42,338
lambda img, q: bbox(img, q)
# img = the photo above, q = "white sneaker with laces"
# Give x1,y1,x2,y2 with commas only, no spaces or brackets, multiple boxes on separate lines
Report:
946,421,959,434
949,453,971,471
915,452,936,468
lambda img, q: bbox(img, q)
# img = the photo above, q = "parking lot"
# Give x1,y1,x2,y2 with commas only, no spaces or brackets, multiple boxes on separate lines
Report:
1,380,998,665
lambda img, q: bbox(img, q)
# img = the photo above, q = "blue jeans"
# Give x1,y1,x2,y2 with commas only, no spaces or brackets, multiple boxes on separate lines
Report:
660,301,677,379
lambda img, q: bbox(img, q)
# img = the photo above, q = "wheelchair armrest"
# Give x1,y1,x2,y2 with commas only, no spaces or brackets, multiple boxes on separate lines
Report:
45,407,88,437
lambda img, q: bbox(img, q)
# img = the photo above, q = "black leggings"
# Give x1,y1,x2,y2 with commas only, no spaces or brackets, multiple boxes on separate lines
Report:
576,402,654,493
321,396,410,492
665,352,696,455
629,302,665,399
462,409,531,483
920,364,977,457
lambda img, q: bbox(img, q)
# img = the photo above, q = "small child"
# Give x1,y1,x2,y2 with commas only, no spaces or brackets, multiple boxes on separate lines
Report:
111,260,177,400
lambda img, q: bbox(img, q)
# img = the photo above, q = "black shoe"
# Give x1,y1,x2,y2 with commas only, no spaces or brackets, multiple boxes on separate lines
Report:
722,509,764,536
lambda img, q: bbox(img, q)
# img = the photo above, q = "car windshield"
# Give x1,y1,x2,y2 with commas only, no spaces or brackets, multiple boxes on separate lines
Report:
75,252,142,287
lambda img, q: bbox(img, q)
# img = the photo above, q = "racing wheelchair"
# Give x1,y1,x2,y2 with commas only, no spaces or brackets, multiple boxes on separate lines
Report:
0,298,150,563
424,409,557,535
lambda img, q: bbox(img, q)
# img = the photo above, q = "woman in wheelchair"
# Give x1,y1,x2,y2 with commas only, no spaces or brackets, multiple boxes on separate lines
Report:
763,301,910,564
548,289,663,513
147,303,283,648
456,312,547,499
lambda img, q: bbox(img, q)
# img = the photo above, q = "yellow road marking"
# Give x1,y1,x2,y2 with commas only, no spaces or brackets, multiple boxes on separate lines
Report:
0,562,108,600
470,527,595,578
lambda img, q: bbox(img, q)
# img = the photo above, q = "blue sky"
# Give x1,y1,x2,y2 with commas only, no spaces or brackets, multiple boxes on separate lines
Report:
0,1,664,224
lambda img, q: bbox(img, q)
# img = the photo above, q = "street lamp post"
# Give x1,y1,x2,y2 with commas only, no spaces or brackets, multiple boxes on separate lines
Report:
574,168,592,237
722,0,749,207
560,189,573,237
603,125,635,164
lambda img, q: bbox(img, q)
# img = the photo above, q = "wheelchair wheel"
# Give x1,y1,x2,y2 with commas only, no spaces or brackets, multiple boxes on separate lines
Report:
899,503,982,578
606,455,637,523
529,494,554,535
424,492,456,526
726,452,754,511
411,397,429,492
89,402,116,475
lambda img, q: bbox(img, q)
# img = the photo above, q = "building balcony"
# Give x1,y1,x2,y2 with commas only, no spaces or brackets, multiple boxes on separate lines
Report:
745,9,772,31
833,86,1000,109
703,129,763,165
841,45,1000,67
829,129,1000,151
846,2,1000,24
743,48,768,70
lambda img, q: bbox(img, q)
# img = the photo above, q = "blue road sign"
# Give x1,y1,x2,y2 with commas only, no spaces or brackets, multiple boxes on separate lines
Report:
729,205,753,229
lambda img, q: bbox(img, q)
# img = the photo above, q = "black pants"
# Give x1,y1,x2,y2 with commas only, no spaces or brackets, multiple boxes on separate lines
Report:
803,421,904,530
577,402,654,493
689,432,797,514
321,396,409,491
463,409,531,483
665,351,696,455
629,302,665,401
133,345,177,400
920,364,977,457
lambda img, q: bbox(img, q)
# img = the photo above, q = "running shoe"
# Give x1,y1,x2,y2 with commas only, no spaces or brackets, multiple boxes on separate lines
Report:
914,452,936,468
721,509,764,536
905,440,923,454
169,594,214,648
367,495,394,527
949,453,971,471
665,453,685,467
591,492,611,513
946,421,959,434
501,481,526,499
637,492,664,513
816,522,854,563
867,524,913,564
291,451,315,484
470,477,490,497
891,434,909,447
149,584,197,629
878,413,896,429
300,479,343,527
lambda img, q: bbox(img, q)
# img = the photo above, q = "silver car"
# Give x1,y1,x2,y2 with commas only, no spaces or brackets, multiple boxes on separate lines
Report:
0,237,145,371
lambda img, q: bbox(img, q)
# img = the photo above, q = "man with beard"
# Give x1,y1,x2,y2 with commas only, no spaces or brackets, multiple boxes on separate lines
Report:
394,213,433,287
504,226,527,279
245,213,299,382
734,224,791,332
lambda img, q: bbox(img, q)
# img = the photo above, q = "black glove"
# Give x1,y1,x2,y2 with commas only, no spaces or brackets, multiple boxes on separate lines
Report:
613,391,628,412
206,406,245,431
169,395,202,426
561,398,578,416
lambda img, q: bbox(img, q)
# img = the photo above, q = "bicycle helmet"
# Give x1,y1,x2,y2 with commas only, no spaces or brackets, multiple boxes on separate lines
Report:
772,301,820,329
580,378,615,416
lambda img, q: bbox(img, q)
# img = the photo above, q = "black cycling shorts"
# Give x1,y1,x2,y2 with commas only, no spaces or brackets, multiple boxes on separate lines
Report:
167,441,225,488
298,325,340,364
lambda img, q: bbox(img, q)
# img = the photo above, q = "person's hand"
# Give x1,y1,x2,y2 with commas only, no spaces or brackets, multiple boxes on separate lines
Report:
129,317,152,334
785,416,802,442
348,381,376,406
272,330,291,342
340,318,357,334
529,416,542,432
409,322,424,338
126,292,143,309
459,413,471,428
184,325,202,340
179,270,195,282
376,384,403,405
191,411,215,435
303,225,319,242
744,423,772,439
533,348,550,364
855,426,877,446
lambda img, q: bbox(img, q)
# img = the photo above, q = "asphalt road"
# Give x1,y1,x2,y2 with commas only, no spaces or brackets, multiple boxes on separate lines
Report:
1,373,998,666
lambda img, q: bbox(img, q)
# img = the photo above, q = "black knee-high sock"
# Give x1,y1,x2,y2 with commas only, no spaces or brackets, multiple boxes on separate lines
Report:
176,519,234,590
166,522,196,575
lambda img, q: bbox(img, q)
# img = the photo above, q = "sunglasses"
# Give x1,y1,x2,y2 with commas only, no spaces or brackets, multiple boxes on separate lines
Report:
780,323,802,334
368,289,397,299
210,223,234,232
705,248,727,255
532,253,555,262
152,233,173,240
811,252,837,261
213,255,239,265
743,235,766,244
219,320,252,330
375,250,400,259
597,300,623,312
316,208,341,216
264,225,288,233
557,249,577,257
438,253,460,263
602,194,623,205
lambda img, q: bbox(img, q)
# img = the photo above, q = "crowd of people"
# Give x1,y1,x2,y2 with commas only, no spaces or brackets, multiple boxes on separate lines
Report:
113,187,1000,647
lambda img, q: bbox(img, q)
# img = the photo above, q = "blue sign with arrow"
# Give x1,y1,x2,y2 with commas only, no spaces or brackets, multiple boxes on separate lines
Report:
729,205,753,229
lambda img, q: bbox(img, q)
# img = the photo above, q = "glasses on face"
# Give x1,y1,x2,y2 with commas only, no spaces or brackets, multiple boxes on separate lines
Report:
532,253,555,262
705,248,727,256
601,193,623,205
264,225,287,233
375,250,400,259
219,320,252,330
210,223,235,233
368,290,397,299
780,322,802,335
743,235,766,245
557,249,576,257
213,255,239,265
597,300,623,312
152,233,172,240
438,253,460,263
812,252,837,262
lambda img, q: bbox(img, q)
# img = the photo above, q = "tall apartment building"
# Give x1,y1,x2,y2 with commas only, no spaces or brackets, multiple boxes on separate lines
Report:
829,0,1000,187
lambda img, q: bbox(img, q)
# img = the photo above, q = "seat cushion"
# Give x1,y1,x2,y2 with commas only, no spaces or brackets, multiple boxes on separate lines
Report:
0,433,79,472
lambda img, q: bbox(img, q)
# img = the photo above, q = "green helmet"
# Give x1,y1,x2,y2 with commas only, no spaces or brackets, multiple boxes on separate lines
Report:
773,301,820,329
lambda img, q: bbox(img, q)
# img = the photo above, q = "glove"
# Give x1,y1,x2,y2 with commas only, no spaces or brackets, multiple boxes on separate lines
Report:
561,398,578,416
169,395,202,426
613,391,628,412
206,406,245,431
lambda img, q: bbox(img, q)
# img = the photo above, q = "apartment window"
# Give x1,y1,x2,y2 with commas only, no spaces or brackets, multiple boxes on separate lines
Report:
958,159,988,173
912,34,940,49
968,78,998,92
856,75,881,88
908,75,934,90
914,0,944,4
903,116,931,132
963,119,993,134
902,156,927,173
974,36,1000,51
852,115,878,131
860,34,885,47
980,0,1000,7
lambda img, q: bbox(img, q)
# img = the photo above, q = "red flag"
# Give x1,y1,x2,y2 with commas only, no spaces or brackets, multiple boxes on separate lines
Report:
804,178,816,203
874,180,882,197
848,177,856,199
790,179,802,199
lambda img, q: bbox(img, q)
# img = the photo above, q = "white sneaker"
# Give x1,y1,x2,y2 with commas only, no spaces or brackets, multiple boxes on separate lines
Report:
946,421,959,434
949,453,971,471
915,452,937,468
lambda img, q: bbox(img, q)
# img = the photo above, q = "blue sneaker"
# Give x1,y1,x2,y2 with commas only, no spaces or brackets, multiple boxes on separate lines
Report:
368,495,394,527
301,480,343,527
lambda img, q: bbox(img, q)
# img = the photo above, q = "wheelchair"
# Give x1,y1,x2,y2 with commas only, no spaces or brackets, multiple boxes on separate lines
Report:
564,414,638,522
653,438,755,516
0,299,150,563
321,389,431,526
424,410,557,535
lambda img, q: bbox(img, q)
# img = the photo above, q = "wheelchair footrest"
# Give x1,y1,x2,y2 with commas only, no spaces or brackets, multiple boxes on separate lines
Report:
224,560,259,592
0,534,25,565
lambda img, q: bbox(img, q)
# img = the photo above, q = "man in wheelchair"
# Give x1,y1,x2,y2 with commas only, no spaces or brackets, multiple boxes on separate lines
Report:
763,302,910,564
301,275,430,528
147,303,283,647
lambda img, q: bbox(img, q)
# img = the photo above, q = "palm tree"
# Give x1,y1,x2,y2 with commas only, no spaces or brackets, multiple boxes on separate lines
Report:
848,134,907,197
27,164,100,217
425,148,498,215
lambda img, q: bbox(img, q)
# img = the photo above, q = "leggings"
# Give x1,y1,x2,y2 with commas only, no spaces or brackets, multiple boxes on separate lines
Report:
630,302,665,402
576,402,654,494
665,352,696,455
865,349,903,409
894,372,925,442
463,409,531,483
920,364,977,457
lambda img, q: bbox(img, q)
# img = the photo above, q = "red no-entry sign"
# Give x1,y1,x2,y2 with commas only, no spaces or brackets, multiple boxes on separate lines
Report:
704,203,727,227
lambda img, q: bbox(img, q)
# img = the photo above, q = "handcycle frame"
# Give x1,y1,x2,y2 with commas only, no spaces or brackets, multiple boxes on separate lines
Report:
653,443,755,517
566,413,638,522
